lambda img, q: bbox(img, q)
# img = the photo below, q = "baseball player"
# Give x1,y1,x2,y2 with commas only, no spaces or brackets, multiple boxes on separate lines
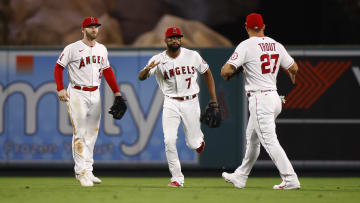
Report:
54,16,124,187
138,27,218,187
220,13,300,190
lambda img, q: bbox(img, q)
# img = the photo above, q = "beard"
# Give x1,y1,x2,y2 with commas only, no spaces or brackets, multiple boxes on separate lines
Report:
85,30,98,40
167,43,180,52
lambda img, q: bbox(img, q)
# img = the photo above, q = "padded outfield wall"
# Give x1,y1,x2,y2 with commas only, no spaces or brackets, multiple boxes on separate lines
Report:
0,48,359,170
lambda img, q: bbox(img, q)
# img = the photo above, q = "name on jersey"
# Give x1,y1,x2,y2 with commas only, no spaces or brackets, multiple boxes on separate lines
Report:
163,66,195,80
258,43,276,52
79,56,104,69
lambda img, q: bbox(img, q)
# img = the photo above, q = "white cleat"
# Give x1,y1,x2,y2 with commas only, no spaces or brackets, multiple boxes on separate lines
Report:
222,172,246,189
273,180,301,190
88,173,102,184
77,174,94,187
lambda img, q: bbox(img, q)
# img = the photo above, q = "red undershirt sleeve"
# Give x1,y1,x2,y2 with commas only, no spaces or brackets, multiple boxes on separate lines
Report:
103,67,120,93
54,63,65,91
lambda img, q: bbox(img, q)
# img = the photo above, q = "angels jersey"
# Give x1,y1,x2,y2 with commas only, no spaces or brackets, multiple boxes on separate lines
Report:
57,40,110,87
147,47,209,97
227,36,294,92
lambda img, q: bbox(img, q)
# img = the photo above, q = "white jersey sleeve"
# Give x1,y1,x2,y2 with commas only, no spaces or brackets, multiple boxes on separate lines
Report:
227,41,247,69
102,47,110,70
146,55,160,75
195,51,209,74
278,43,294,70
57,44,73,68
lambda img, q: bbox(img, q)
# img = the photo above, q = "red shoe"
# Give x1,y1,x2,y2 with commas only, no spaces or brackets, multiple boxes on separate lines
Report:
196,141,205,153
168,181,183,187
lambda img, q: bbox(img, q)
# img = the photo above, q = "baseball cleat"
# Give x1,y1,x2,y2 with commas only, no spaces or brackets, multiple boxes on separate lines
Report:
222,172,246,189
88,173,102,184
196,141,205,153
273,180,300,190
168,181,183,188
77,174,94,187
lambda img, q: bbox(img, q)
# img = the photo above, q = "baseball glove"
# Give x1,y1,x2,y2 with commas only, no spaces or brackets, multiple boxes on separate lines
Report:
109,96,127,120
200,102,222,128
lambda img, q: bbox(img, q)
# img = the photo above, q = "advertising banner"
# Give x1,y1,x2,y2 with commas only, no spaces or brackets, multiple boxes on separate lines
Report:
0,49,197,166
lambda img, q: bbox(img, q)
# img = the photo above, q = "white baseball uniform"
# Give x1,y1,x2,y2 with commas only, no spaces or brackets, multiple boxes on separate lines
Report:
227,36,299,184
57,40,110,177
146,47,208,185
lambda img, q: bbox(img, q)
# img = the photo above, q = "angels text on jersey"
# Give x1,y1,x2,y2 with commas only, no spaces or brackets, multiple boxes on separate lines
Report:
57,40,110,87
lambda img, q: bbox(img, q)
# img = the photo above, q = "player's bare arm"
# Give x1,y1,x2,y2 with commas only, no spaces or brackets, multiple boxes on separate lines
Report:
138,61,160,81
221,63,237,81
203,69,217,103
287,62,299,84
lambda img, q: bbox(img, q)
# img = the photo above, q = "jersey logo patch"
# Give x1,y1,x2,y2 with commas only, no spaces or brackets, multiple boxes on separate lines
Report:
79,49,84,52
230,52,238,60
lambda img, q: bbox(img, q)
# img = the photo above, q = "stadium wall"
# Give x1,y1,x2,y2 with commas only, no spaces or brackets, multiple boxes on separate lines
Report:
0,47,359,170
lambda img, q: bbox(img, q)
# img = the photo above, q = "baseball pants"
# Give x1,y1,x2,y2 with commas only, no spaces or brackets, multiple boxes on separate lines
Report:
162,96,204,185
234,91,298,182
66,85,101,176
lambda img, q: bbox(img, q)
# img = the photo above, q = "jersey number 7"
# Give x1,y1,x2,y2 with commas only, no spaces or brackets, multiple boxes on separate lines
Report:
260,54,279,74
185,77,191,89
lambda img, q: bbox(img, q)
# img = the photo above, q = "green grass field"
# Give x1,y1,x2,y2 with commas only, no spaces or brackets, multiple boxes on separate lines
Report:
0,177,359,203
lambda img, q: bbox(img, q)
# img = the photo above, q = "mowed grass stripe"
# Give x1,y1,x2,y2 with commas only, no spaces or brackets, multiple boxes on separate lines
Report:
0,177,359,203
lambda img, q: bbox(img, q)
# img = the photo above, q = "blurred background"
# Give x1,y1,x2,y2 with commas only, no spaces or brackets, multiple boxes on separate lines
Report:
0,0,359,177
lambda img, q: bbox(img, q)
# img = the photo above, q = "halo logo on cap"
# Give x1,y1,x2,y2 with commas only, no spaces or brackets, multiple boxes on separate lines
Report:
82,16,101,28
165,27,184,38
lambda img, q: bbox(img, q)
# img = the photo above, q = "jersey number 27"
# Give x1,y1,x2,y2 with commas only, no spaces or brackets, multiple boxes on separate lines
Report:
260,54,279,74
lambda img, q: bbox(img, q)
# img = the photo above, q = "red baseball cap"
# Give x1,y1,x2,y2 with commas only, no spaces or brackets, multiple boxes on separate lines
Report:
165,27,183,38
82,16,101,28
245,13,264,29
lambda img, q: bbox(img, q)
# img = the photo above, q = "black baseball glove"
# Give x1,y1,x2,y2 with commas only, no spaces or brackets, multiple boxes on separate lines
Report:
109,96,127,120
200,102,222,128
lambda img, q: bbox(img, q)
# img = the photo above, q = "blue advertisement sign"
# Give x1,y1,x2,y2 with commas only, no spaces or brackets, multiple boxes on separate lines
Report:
0,49,197,165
